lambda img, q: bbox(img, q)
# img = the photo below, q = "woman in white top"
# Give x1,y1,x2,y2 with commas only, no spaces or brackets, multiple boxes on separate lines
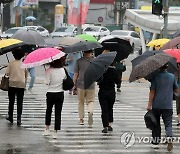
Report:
43,56,66,139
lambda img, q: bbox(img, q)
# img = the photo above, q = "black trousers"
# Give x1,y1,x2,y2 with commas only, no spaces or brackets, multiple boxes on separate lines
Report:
116,71,122,89
45,92,64,130
98,89,115,128
8,87,24,119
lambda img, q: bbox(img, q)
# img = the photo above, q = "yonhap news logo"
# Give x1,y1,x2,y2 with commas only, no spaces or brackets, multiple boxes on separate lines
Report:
120,131,180,148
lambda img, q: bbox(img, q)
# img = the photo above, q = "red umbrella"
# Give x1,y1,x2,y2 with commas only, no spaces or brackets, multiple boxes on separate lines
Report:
164,49,180,63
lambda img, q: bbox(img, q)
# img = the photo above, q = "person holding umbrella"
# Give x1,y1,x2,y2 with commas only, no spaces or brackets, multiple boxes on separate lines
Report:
147,63,178,151
97,51,119,133
43,56,66,139
5,48,28,125
73,50,95,127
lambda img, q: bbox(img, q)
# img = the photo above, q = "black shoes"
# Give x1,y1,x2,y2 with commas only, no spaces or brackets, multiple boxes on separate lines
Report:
102,127,108,133
17,120,22,126
177,123,180,126
108,126,113,131
6,116,13,124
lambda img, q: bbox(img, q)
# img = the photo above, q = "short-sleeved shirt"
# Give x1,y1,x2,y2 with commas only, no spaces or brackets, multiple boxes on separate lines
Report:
150,71,178,109
74,56,95,90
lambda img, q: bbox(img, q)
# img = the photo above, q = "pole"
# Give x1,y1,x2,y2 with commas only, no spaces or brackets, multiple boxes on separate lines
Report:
77,0,82,34
1,3,3,33
163,0,169,38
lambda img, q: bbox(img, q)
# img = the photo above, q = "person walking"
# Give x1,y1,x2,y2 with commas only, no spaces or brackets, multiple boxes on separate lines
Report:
115,60,126,92
43,56,66,139
147,63,178,151
175,62,180,126
22,45,37,94
73,50,95,127
5,48,27,125
98,62,119,133
66,52,82,95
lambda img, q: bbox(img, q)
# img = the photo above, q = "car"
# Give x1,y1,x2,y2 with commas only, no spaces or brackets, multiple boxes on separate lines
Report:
83,26,110,39
0,27,28,39
24,26,49,37
50,26,78,38
49,27,68,37
110,30,142,52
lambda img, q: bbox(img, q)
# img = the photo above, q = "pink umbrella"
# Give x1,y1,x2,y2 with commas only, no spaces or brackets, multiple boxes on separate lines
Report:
22,47,65,68
164,49,180,62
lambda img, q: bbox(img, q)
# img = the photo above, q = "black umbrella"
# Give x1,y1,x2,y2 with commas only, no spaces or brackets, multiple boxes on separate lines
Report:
84,52,117,89
12,29,47,46
95,37,133,61
64,41,102,53
131,50,177,74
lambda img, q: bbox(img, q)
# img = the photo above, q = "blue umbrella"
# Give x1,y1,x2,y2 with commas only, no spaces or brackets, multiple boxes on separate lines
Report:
25,16,36,21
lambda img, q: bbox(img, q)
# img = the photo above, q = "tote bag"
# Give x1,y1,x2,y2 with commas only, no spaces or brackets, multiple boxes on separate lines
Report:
0,76,9,91
144,110,157,130
63,68,74,91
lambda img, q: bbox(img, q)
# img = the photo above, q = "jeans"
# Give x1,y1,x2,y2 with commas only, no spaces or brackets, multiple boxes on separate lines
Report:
151,109,173,145
98,89,115,128
8,87,24,119
45,92,64,130
28,67,35,89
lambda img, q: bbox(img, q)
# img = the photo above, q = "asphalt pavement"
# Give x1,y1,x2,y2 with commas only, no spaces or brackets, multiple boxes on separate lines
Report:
0,53,180,154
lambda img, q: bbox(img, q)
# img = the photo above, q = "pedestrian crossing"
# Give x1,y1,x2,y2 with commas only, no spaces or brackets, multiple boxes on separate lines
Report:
0,81,180,153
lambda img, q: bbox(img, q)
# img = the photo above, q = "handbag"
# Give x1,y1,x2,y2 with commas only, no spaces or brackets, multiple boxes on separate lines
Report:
63,68,74,91
115,62,126,72
0,75,9,91
144,110,157,130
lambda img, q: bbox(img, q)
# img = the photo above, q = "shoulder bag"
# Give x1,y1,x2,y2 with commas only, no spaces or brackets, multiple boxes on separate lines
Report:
63,68,74,91
0,75,9,91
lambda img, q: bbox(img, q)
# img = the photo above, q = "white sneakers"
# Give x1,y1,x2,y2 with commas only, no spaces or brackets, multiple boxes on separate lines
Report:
150,144,159,149
42,129,50,136
42,129,58,139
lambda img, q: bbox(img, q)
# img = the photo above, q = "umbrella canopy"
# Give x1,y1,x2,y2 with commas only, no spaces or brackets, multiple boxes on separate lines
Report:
76,34,97,42
59,36,83,46
129,53,173,82
44,37,63,47
64,41,102,53
96,36,133,61
12,29,47,46
131,50,177,80
160,36,180,50
164,49,180,62
84,52,117,89
25,16,36,21
146,38,170,47
22,47,65,68
0,39,25,55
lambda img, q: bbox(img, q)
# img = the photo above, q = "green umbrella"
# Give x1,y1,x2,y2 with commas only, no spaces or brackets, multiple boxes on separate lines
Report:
76,34,97,42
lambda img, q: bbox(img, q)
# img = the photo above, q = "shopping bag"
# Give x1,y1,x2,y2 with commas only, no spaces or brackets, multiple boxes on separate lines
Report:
0,76,9,91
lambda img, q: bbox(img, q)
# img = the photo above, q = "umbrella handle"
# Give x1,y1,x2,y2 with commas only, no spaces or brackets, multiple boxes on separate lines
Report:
43,65,46,71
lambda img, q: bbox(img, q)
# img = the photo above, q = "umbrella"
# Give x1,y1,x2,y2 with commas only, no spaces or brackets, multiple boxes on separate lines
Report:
44,37,63,47
21,47,65,68
76,34,97,42
96,36,133,61
12,29,47,46
25,16,37,21
59,36,83,46
64,41,102,53
129,53,173,82
0,39,25,55
146,38,170,47
160,36,180,50
84,52,117,89
164,49,180,62
171,31,180,39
